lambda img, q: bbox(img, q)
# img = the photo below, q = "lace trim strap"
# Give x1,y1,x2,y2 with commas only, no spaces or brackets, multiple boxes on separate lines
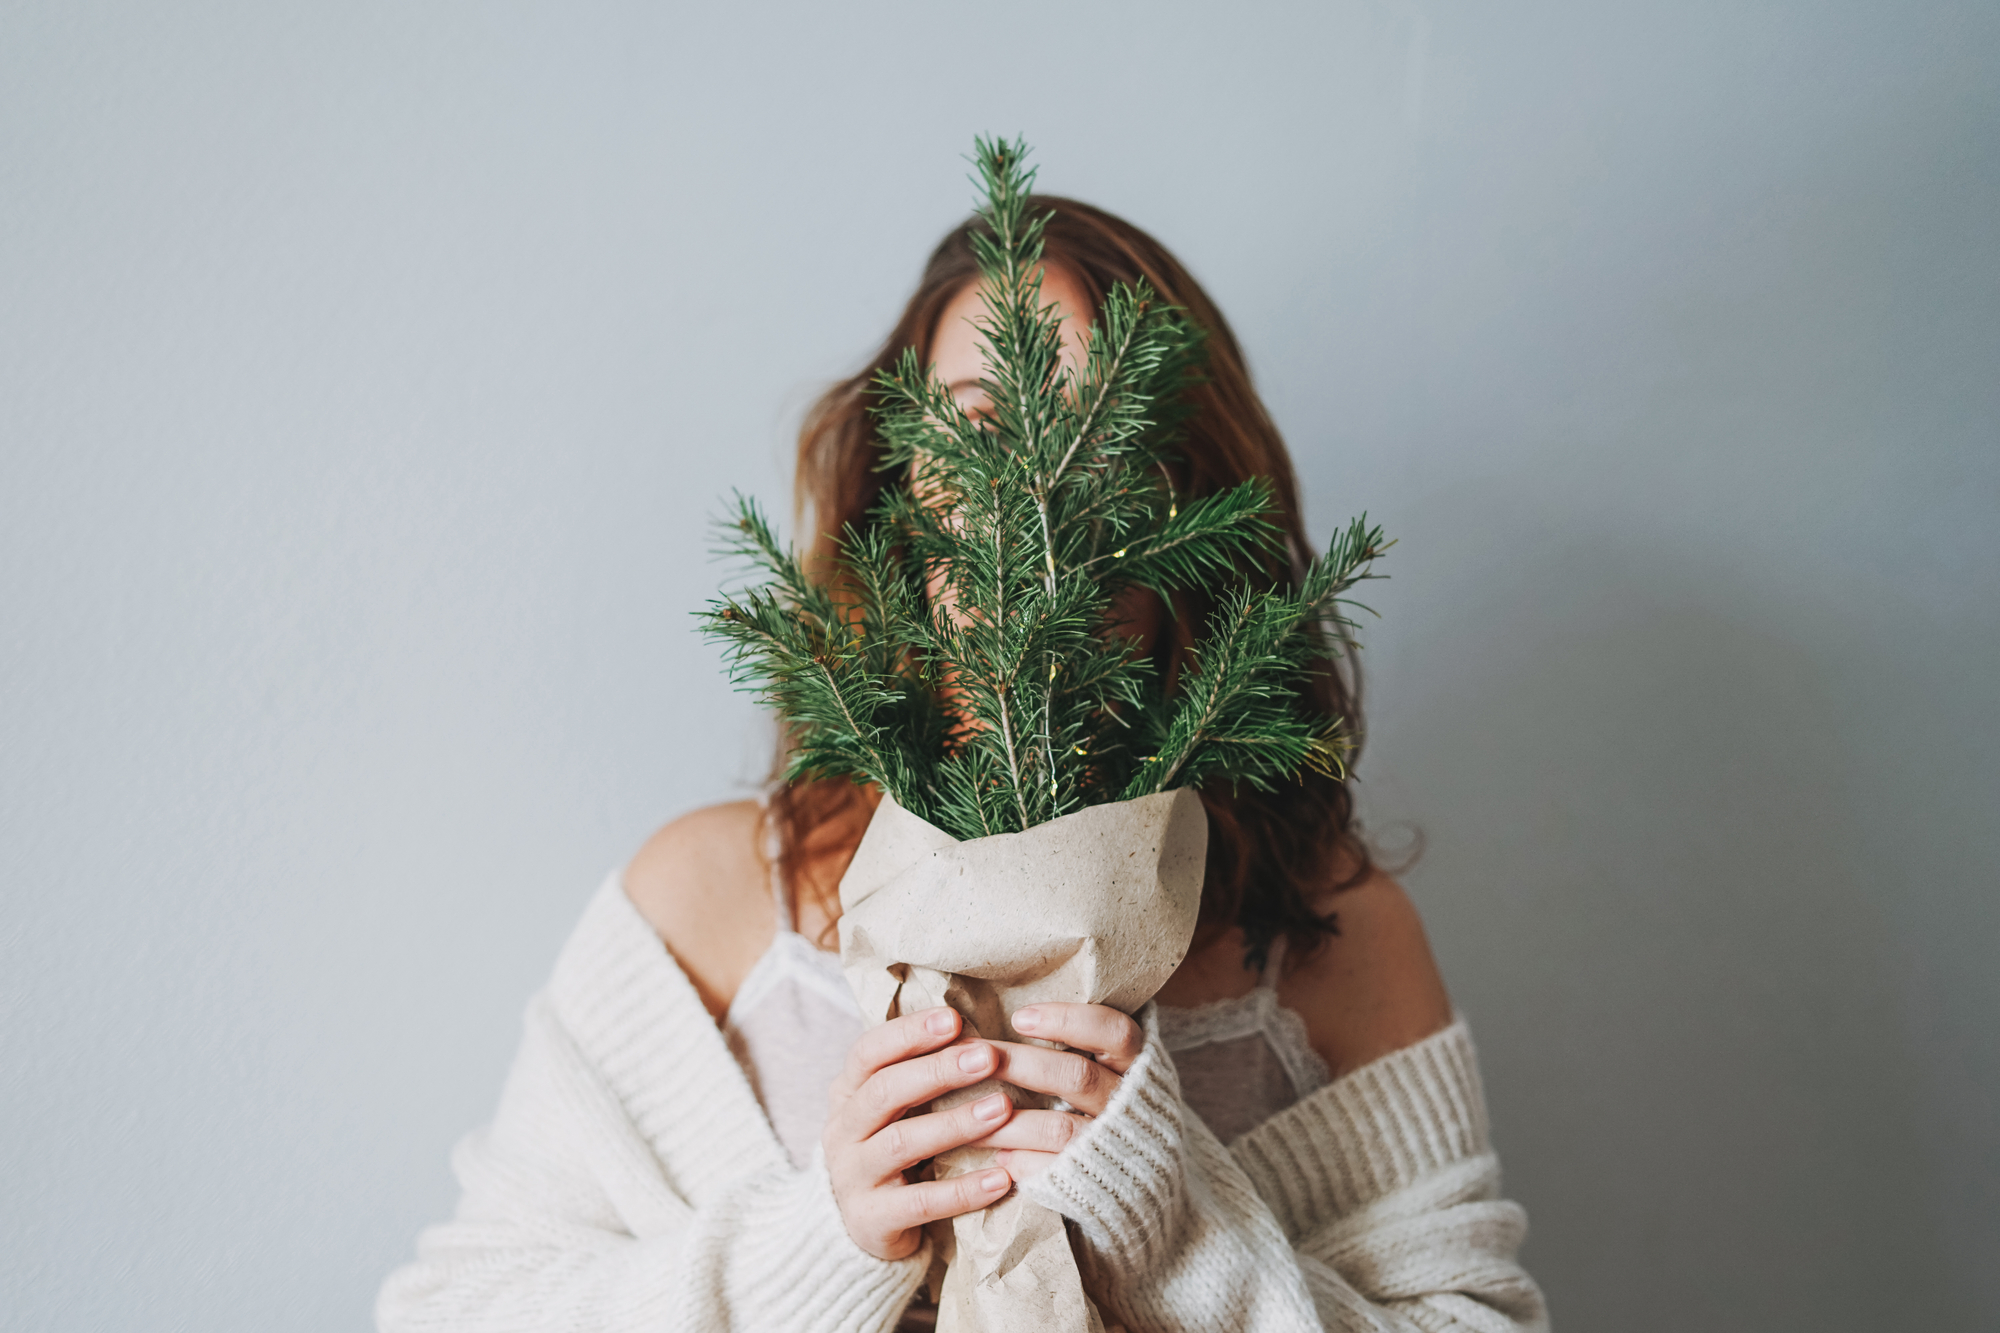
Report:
1257,933,1288,990
756,787,793,934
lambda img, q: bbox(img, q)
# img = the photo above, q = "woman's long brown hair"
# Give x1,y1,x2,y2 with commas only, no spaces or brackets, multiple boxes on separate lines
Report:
769,195,1373,970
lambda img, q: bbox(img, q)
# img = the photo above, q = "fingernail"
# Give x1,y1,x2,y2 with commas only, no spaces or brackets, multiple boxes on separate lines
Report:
958,1044,992,1073
979,1169,1009,1191
972,1093,1008,1122
1013,1007,1040,1032
926,1009,955,1036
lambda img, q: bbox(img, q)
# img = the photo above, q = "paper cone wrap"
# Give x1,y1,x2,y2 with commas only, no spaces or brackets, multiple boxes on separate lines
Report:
838,787,1207,1333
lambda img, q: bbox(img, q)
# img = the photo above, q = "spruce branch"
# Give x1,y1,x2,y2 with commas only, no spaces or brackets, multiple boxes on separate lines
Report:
700,137,1391,838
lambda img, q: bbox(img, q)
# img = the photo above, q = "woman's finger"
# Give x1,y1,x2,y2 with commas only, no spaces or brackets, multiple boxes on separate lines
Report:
832,1040,999,1143
878,1167,1014,1233
831,1008,961,1099
862,1092,1014,1178
991,1148,1060,1183
965,1108,1084,1155
1011,1003,1143,1073
988,1040,1121,1116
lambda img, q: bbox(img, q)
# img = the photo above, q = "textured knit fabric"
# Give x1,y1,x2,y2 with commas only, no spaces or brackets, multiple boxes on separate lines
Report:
1019,1008,1548,1332
377,875,1548,1333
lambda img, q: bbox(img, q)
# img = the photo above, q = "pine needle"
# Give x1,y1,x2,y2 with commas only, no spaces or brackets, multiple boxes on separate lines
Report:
700,138,1389,836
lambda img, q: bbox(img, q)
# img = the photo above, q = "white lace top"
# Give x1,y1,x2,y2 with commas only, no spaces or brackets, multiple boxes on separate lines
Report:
722,828,1331,1168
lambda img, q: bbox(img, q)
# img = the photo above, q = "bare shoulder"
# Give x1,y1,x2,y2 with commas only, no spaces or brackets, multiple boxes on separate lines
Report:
1277,870,1455,1080
621,799,773,1020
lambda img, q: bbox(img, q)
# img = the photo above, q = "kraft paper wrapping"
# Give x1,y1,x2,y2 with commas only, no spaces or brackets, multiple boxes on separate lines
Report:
837,788,1207,1333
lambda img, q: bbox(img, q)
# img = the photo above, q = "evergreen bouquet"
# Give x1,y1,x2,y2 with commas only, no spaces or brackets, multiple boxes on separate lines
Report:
704,139,1386,1331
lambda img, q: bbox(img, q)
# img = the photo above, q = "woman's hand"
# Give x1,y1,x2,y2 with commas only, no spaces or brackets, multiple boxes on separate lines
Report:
972,1003,1144,1182
823,1007,1020,1261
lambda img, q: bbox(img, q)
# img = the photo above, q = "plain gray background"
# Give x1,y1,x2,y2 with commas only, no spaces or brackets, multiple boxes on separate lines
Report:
3,2,1995,1329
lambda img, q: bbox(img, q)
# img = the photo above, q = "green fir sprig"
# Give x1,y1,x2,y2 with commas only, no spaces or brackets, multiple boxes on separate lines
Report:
704,137,1388,839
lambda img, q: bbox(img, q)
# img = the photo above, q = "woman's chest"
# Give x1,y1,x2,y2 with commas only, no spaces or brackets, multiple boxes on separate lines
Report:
720,938,1328,1168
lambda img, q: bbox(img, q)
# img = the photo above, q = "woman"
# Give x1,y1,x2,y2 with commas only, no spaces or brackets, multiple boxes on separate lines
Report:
378,199,1548,1332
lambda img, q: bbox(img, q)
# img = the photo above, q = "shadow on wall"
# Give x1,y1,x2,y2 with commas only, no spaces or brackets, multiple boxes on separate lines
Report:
1375,526,1974,1332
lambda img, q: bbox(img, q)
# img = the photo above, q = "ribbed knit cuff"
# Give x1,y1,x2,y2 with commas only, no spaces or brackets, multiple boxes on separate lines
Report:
736,1154,931,1331
1018,1004,1189,1275
1230,1016,1490,1241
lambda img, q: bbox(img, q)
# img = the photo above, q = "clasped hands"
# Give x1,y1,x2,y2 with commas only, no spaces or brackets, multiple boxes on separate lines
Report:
824,1003,1141,1261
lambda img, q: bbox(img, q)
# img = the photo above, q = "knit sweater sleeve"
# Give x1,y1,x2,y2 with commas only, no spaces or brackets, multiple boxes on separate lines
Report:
376,884,928,1333
1019,1008,1549,1333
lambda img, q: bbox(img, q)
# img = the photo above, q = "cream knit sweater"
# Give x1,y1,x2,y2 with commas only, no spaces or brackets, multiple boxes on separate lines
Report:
378,877,1548,1332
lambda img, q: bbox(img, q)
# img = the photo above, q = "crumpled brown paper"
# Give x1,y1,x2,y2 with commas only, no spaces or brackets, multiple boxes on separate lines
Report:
838,787,1207,1333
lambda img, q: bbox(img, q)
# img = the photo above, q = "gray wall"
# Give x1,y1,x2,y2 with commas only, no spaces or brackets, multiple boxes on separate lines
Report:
3,3,1994,1329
